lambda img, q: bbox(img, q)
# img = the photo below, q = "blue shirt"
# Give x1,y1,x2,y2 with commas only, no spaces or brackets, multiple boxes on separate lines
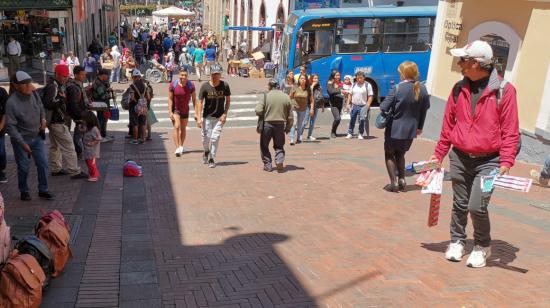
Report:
205,48,216,61
163,37,173,51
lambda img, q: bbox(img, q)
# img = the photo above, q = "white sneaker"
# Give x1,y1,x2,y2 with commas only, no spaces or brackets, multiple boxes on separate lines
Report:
358,135,365,140
445,241,465,262
308,136,316,141
179,146,186,154
345,134,353,139
466,245,491,268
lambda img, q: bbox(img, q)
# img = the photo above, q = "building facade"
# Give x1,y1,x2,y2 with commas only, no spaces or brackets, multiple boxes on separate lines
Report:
425,0,550,163
0,0,119,76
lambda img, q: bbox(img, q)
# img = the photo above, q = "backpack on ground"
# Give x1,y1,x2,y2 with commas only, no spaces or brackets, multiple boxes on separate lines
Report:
0,193,11,264
14,236,53,290
0,251,46,308
34,210,72,278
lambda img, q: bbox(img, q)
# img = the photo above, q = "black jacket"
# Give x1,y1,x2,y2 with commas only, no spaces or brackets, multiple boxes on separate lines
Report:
380,81,430,140
66,80,87,121
42,77,67,124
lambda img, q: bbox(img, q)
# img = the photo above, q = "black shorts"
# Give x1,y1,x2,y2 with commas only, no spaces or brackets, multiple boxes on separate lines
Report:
129,102,147,126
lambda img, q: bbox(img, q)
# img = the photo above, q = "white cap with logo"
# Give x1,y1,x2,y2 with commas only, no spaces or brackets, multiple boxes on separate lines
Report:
450,40,494,64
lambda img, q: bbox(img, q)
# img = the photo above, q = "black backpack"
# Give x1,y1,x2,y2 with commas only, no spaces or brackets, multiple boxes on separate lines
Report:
14,235,54,289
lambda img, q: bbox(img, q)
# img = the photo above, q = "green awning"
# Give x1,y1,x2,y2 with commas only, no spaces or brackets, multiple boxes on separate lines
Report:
0,0,72,10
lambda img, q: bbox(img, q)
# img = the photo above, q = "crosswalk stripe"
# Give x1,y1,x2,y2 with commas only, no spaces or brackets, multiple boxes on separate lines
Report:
112,116,259,124
118,108,256,115
146,95,259,101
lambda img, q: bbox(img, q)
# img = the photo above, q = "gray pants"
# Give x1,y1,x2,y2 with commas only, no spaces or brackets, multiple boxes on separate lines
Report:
449,148,499,247
260,122,285,167
201,117,223,159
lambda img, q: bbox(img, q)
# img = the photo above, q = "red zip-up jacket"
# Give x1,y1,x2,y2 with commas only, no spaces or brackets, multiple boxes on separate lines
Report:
434,70,520,168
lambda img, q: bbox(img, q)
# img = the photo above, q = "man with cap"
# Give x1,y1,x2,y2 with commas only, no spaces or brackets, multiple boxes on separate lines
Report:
128,69,149,144
43,64,88,179
66,65,90,157
5,71,54,200
255,79,293,173
92,69,115,141
196,64,231,168
429,40,520,268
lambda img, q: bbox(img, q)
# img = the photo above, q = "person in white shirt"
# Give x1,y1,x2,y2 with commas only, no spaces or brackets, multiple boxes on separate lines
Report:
110,46,122,83
346,71,374,140
6,36,22,78
66,51,80,78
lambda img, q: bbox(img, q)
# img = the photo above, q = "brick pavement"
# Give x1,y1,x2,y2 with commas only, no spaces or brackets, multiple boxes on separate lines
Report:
1,120,550,307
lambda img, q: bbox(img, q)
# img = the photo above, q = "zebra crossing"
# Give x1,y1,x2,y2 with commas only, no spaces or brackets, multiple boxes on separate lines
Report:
107,94,355,131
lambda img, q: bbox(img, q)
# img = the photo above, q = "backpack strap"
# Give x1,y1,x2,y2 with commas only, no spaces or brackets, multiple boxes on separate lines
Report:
452,80,463,104
496,79,508,107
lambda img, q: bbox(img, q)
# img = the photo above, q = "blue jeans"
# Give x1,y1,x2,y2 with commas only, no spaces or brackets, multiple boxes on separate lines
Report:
110,67,121,83
302,106,319,139
348,104,366,135
542,154,550,179
0,135,6,173
10,138,49,193
289,110,307,142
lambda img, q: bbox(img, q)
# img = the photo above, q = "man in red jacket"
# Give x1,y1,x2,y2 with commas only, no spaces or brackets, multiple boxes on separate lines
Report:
430,40,520,268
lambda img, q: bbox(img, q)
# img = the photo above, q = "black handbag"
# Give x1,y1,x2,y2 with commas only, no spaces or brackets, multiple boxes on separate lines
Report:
256,92,267,134
375,84,399,129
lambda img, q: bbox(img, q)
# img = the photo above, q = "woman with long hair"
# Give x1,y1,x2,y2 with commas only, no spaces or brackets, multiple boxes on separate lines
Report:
326,70,344,138
380,61,430,192
281,70,295,95
289,74,313,145
303,74,324,141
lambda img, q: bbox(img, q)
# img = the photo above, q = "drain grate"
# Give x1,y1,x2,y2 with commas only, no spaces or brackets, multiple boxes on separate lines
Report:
7,214,83,245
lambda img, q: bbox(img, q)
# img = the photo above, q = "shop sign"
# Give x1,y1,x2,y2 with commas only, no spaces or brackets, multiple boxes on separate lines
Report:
0,0,72,9
444,17,462,47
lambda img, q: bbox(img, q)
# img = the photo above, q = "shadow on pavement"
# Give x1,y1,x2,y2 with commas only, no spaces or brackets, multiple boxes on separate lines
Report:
284,165,305,172
121,132,318,306
420,240,528,274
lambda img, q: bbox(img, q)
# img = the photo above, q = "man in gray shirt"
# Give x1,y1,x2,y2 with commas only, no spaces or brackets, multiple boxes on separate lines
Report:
255,79,294,173
6,71,54,201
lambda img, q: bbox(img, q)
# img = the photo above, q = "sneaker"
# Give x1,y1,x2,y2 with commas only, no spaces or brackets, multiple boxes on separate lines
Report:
345,134,353,139
175,147,181,157
263,165,273,172
290,140,295,146
466,245,491,268
296,139,302,144
20,192,31,201
445,241,465,262
87,177,99,182
203,151,210,164
358,135,365,140
0,172,7,184
179,146,186,154
308,136,316,141
129,139,139,145
70,172,89,180
208,158,216,168
531,169,549,186
38,191,55,200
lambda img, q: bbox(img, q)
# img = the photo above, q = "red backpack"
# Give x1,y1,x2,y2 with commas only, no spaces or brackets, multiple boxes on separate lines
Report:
34,210,72,277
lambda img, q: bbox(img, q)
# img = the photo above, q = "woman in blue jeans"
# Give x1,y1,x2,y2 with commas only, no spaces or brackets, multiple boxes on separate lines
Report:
346,71,374,140
302,74,325,141
289,75,313,145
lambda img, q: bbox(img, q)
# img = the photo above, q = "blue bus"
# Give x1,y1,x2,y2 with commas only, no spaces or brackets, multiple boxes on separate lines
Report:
277,6,437,102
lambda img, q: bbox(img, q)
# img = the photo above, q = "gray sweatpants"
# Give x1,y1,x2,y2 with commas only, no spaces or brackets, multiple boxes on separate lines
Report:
449,148,500,247
201,117,223,159
260,122,286,167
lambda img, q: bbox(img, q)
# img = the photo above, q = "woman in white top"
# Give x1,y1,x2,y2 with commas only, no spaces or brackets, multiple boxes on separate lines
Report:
346,71,374,140
66,51,80,78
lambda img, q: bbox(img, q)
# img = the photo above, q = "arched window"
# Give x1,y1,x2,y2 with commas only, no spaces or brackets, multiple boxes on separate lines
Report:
468,21,522,80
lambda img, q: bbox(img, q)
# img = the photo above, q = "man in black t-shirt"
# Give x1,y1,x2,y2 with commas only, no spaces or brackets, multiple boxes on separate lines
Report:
0,86,9,183
196,64,231,168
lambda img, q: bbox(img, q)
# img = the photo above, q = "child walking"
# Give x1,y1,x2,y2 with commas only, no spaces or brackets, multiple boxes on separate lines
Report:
81,111,102,182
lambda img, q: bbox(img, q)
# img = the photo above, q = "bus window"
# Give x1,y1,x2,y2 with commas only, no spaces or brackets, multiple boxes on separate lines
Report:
294,20,335,67
336,18,382,54
382,17,433,52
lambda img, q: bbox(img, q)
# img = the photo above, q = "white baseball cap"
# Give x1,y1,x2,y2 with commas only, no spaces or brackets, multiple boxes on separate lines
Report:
450,40,493,64
132,69,142,77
